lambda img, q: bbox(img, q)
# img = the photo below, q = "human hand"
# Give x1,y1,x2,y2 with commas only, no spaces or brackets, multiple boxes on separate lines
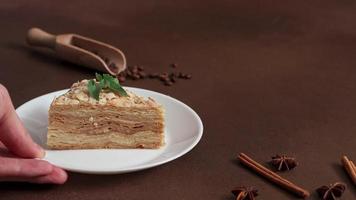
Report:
0,84,67,184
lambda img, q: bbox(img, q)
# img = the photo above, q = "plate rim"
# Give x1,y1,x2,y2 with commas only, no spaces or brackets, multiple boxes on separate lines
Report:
16,87,204,174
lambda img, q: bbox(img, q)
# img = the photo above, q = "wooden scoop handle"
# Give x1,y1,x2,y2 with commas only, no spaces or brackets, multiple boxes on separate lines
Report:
26,28,56,49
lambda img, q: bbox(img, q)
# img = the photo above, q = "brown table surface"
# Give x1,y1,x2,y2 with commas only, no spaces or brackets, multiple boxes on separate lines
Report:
1,1,356,199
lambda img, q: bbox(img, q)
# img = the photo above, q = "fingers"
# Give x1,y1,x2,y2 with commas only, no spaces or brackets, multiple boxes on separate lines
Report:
0,157,53,177
29,167,68,184
0,85,68,185
0,84,44,158
0,157,68,184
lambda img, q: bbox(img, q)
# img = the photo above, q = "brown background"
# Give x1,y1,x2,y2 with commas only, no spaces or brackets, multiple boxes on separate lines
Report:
1,0,356,199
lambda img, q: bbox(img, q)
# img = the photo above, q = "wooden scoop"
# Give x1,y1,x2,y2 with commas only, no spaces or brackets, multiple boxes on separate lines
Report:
26,27,126,75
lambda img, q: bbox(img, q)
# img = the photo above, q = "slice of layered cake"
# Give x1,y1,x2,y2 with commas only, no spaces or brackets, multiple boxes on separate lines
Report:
47,74,164,149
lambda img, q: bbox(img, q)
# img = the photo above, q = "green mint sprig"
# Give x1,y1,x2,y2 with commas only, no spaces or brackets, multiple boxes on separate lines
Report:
87,73,128,100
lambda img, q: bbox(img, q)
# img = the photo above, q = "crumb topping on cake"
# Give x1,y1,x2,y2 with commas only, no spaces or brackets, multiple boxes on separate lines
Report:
54,79,159,107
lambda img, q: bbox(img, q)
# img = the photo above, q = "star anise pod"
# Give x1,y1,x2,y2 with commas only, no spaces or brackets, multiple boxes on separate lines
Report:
270,155,298,171
231,186,258,200
316,182,346,200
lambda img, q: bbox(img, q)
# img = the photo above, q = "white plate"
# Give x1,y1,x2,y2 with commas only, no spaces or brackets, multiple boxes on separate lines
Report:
16,87,203,174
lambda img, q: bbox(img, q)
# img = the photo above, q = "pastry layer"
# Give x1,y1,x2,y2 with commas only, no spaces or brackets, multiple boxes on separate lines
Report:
48,131,163,149
48,104,164,149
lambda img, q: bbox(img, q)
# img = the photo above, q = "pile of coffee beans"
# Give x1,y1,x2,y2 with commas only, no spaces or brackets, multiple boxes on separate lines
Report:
116,63,192,86
72,45,190,86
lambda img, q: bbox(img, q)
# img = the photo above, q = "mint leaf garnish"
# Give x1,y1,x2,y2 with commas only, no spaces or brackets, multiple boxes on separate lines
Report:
107,77,128,96
102,74,112,80
99,78,105,88
95,73,103,81
87,73,128,101
87,79,101,100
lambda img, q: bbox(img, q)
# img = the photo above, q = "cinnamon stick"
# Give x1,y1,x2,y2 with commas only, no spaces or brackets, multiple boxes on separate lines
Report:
351,161,356,171
239,153,293,185
236,192,245,200
341,155,356,185
238,153,310,198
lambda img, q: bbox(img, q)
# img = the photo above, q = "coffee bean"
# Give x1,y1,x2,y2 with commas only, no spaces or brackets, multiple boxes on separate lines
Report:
164,81,173,86
132,68,138,74
160,76,169,82
138,66,144,71
184,74,192,79
118,76,126,83
130,65,138,72
159,73,167,78
132,74,140,80
171,63,178,68
126,70,132,76
178,72,185,78
159,73,169,81
138,71,146,78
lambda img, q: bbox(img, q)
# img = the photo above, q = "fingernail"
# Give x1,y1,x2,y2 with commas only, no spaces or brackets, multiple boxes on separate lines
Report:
36,144,45,158
40,149,46,158
54,167,68,184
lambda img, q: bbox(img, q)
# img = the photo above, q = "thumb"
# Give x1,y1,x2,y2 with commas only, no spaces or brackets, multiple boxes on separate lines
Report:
0,157,53,178
0,84,44,158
